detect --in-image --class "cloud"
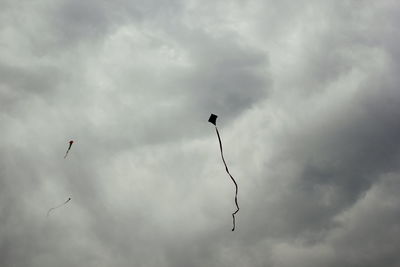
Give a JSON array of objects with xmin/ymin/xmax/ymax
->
[{"xmin": 1, "ymin": 0, "xmax": 400, "ymax": 267}]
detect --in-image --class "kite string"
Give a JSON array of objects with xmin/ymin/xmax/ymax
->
[{"xmin": 215, "ymin": 126, "xmax": 240, "ymax": 231}]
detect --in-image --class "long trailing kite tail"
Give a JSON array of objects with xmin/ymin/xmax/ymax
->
[
  {"xmin": 47, "ymin": 197, "xmax": 71, "ymax": 217},
  {"xmin": 215, "ymin": 126, "xmax": 240, "ymax": 231}
]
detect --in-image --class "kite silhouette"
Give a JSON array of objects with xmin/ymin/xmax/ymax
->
[
  {"xmin": 208, "ymin": 114, "xmax": 240, "ymax": 231},
  {"xmin": 47, "ymin": 197, "xmax": 71, "ymax": 217},
  {"xmin": 64, "ymin": 140, "xmax": 74, "ymax": 158}
]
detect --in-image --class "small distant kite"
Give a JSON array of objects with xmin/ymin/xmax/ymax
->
[
  {"xmin": 64, "ymin": 140, "xmax": 74, "ymax": 158},
  {"xmin": 47, "ymin": 197, "xmax": 71, "ymax": 217},
  {"xmin": 208, "ymin": 114, "xmax": 240, "ymax": 231}
]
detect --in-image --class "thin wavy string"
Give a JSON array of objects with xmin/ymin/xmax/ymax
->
[
  {"xmin": 47, "ymin": 197, "xmax": 71, "ymax": 217},
  {"xmin": 215, "ymin": 126, "xmax": 239, "ymax": 231}
]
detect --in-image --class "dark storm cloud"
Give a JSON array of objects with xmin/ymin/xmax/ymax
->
[
  {"xmin": 182, "ymin": 30, "xmax": 269, "ymax": 119},
  {"xmin": 0, "ymin": 62, "xmax": 61, "ymax": 113},
  {"xmin": 1, "ymin": 0, "xmax": 400, "ymax": 267},
  {"xmin": 246, "ymin": 85, "xmax": 400, "ymax": 240}
]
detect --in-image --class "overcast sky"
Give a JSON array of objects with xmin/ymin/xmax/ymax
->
[{"xmin": 1, "ymin": 0, "xmax": 400, "ymax": 266}]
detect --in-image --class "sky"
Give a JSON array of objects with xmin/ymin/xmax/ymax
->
[{"xmin": 1, "ymin": 0, "xmax": 400, "ymax": 266}]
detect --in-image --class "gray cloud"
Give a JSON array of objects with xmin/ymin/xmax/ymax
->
[{"xmin": 1, "ymin": 1, "xmax": 400, "ymax": 267}]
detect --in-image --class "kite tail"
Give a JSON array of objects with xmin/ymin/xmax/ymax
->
[
  {"xmin": 215, "ymin": 127, "xmax": 240, "ymax": 231},
  {"xmin": 46, "ymin": 208, "xmax": 55, "ymax": 217},
  {"xmin": 47, "ymin": 198, "xmax": 71, "ymax": 217},
  {"xmin": 64, "ymin": 148, "xmax": 70, "ymax": 159},
  {"xmin": 64, "ymin": 143, "xmax": 73, "ymax": 159}
]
